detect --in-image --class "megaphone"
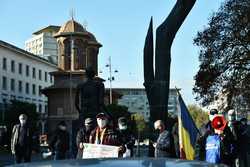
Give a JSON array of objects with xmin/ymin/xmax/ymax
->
[{"xmin": 211, "ymin": 115, "xmax": 227, "ymax": 131}]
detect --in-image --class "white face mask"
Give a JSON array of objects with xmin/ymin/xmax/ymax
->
[
  {"xmin": 228, "ymin": 115, "xmax": 236, "ymax": 121},
  {"xmin": 59, "ymin": 125, "xmax": 66, "ymax": 131},
  {"xmin": 20, "ymin": 119, "xmax": 26, "ymax": 125},
  {"xmin": 119, "ymin": 124, "xmax": 127, "ymax": 130},
  {"xmin": 209, "ymin": 115, "xmax": 215, "ymax": 121},
  {"xmin": 97, "ymin": 119, "xmax": 107, "ymax": 129}
]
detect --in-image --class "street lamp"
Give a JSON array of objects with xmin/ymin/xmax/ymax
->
[{"xmin": 105, "ymin": 56, "xmax": 118, "ymax": 104}]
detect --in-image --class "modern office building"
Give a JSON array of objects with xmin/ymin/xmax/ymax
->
[
  {"xmin": 114, "ymin": 88, "xmax": 179, "ymax": 122},
  {"xmin": 0, "ymin": 40, "xmax": 57, "ymax": 115},
  {"xmin": 25, "ymin": 25, "xmax": 60, "ymax": 64}
]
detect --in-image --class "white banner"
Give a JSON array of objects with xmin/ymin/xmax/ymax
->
[{"xmin": 82, "ymin": 143, "xmax": 119, "ymax": 159}]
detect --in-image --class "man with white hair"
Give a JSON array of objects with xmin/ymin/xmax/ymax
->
[
  {"xmin": 153, "ymin": 120, "xmax": 173, "ymax": 157},
  {"xmin": 11, "ymin": 114, "xmax": 32, "ymax": 163}
]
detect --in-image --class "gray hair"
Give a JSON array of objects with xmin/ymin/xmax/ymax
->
[
  {"xmin": 19, "ymin": 114, "xmax": 27, "ymax": 120},
  {"xmin": 154, "ymin": 120, "xmax": 164, "ymax": 129}
]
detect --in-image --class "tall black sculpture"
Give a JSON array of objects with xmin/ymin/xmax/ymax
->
[{"xmin": 144, "ymin": 0, "xmax": 196, "ymax": 123}]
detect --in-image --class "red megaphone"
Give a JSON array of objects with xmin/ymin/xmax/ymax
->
[{"xmin": 211, "ymin": 115, "xmax": 227, "ymax": 131}]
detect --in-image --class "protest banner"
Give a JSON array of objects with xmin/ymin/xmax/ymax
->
[{"xmin": 82, "ymin": 143, "xmax": 119, "ymax": 159}]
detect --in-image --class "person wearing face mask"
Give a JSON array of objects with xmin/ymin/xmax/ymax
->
[
  {"xmin": 76, "ymin": 118, "xmax": 96, "ymax": 159},
  {"xmin": 11, "ymin": 114, "xmax": 32, "ymax": 163},
  {"xmin": 153, "ymin": 120, "xmax": 174, "ymax": 158},
  {"xmin": 89, "ymin": 113, "xmax": 125, "ymax": 157},
  {"xmin": 49, "ymin": 121, "xmax": 69, "ymax": 160},
  {"xmin": 237, "ymin": 118, "xmax": 249, "ymax": 167},
  {"xmin": 195, "ymin": 109, "xmax": 218, "ymax": 160},
  {"xmin": 117, "ymin": 117, "xmax": 135, "ymax": 157}
]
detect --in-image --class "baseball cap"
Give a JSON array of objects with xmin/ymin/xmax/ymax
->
[
  {"xmin": 96, "ymin": 112, "xmax": 108, "ymax": 119},
  {"xmin": 210, "ymin": 109, "xmax": 219, "ymax": 115}
]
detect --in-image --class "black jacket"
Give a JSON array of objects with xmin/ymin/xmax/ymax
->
[
  {"xmin": 195, "ymin": 124, "xmax": 237, "ymax": 166},
  {"xmin": 155, "ymin": 130, "xmax": 173, "ymax": 158},
  {"xmin": 118, "ymin": 129, "xmax": 135, "ymax": 156},
  {"xmin": 49, "ymin": 129, "xmax": 69, "ymax": 153},
  {"xmin": 76, "ymin": 128, "xmax": 92, "ymax": 159}
]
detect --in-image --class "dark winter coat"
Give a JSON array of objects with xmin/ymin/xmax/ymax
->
[
  {"xmin": 76, "ymin": 128, "xmax": 92, "ymax": 159},
  {"xmin": 89, "ymin": 127, "xmax": 125, "ymax": 156},
  {"xmin": 49, "ymin": 128, "xmax": 69, "ymax": 153},
  {"xmin": 195, "ymin": 124, "xmax": 237, "ymax": 167},
  {"xmin": 118, "ymin": 129, "xmax": 135, "ymax": 157},
  {"xmin": 11, "ymin": 124, "xmax": 32, "ymax": 155},
  {"xmin": 155, "ymin": 130, "xmax": 173, "ymax": 158},
  {"xmin": 89, "ymin": 127, "xmax": 121, "ymax": 146}
]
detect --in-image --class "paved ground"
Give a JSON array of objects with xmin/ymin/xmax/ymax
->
[
  {"xmin": 0, "ymin": 146, "xmax": 149, "ymax": 166},
  {"xmin": 0, "ymin": 152, "xmax": 46, "ymax": 166}
]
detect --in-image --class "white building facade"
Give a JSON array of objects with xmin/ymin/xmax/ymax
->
[
  {"xmin": 0, "ymin": 40, "xmax": 57, "ymax": 114},
  {"xmin": 25, "ymin": 26, "xmax": 60, "ymax": 63},
  {"xmin": 114, "ymin": 88, "xmax": 179, "ymax": 122}
]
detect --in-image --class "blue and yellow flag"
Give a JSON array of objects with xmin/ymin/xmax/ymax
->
[{"xmin": 178, "ymin": 95, "xmax": 199, "ymax": 160}]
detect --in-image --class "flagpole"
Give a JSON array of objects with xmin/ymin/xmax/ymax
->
[{"xmin": 175, "ymin": 87, "xmax": 184, "ymax": 159}]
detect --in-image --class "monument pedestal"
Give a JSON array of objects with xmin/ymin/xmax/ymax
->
[{"xmin": 42, "ymin": 70, "xmax": 87, "ymax": 132}]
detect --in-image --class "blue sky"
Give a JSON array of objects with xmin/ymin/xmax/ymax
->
[{"xmin": 0, "ymin": 0, "xmax": 225, "ymax": 105}]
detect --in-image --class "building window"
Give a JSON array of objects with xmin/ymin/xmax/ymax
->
[
  {"xmin": 18, "ymin": 80, "xmax": 22, "ymax": 93},
  {"xmin": 18, "ymin": 63, "xmax": 22, "ymax": 74},
  {"xmin": 45, "ymin": 72, "xmax": 47, "ymax": 82},
  {"xmin": 32, "ymin": 84, "xmax": 36, "ymax": 95},
  {"xmin": 38, "ymin": 104, "xmax": 42, "ymax": 113},
  {"xmin": 32, "ymin": 67, "xmax": 36, "ymax": 79},
  {"xmin": 2, "ymin": 76, "xmax": 7, "ymax": 90},
  {"xmin": 50, "ymin": 74, "xmax": 53, "ymax": 83},
  {"xmin": 25, "ymin": 83, "xmax": 29, "ymax": 94},
  {"xmin": 3, "ymin": 57, "xmax": 7, "ymax": 70},
  {"xmin": 39, "ymin": 85, "xmax": 42, "ymax": 96},
  {"xmin": 26, "ymin": 65, "xmax": 29, "ymax": 77},
  {"xmin": 11, "ymin": 60, "xmax": 15, "ymax": 73},
  {"xmin": 39, "ymin": 70, "xmax": 42, "ymax": 80},
  {"xmin": 10, "ymin": 79, "xmax": 15, "ymax": 91}
]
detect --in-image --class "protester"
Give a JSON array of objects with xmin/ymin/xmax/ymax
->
[
  {"xmin": 11, "ymin": 114, "xmax": 32, "ymax": 163},
  {"xmin": 199, "ymin": 115, "xmax": 236, "ymax": 166},
  {"xmin": 237, "ymin": 118, "xmax": 249, "ymax": 167},
  {"xmin": 227, "ymin": 109, "xmax": 242, "ymax": 167},
  {"xmin": 171, "ymin": 116, "xmax": 179, "ymax": 158},
  {"xmin": 195, "ymin": 109, "xmax": 219, "ymax": 160},
  {"xmin": 0, "ymin": 126, "xmax": 7, "ymax": 147},
  {"xmin": 76, "ymin": 118, "xmax": 96, "ymax": 159},
  {"xmin": 227, "ymin": 109, "xmax": 240, "ymax": 140},
  {"xmin": 89, "ymin": 113, "xmax": 125, "ymax": 157},
  {"xmin": 153, "ymin": 120, "xmax": 174, "ymax": 158},
  {"xmin": 49, "ymin": 121, "xmax": 70, "ymax": 160},
  {"xmin": 117, "ymin": 117, "xmax": 135, "ymax": 157}
]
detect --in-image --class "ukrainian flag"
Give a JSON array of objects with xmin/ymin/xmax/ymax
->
[{"xmin": 178, "ymin": 95, "xmax": 199, "ymax": 160}]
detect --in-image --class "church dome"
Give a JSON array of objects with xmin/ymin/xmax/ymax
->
[
  {"xmin": 54, "ymin": 19, "xmax": 101, "ymax": 46},
  {"xmin": 58, "ymin": 19, "xmax": 85, "ymax": 34}
]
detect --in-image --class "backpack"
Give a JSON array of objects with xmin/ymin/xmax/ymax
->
[{"xmin": 205, "ymin": 134, "xmax": 221, "ymax": 163}]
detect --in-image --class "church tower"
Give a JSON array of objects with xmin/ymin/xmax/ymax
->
[
  {"xmin": 54, "ymin": 19, "xmax": 102, "ymax": 73},
  {"xmin": 42, "ymin": 18, "xmax": 102, "ymax": 134}
]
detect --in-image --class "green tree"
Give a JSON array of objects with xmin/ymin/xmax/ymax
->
[
  {"xmin": 106, "ymin": 104, "xmax": 130, "ymax": 121},
  {"xmin": 188, "ymin": 104, "xmax": 208, "ymax": 128},
  {"xmin": 132, "ymin": 113, "xmax": 146, "ymax": 133},
  {"xmin": 193, "ymin": 0, "xmax": 250, "ymax": 112}
]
